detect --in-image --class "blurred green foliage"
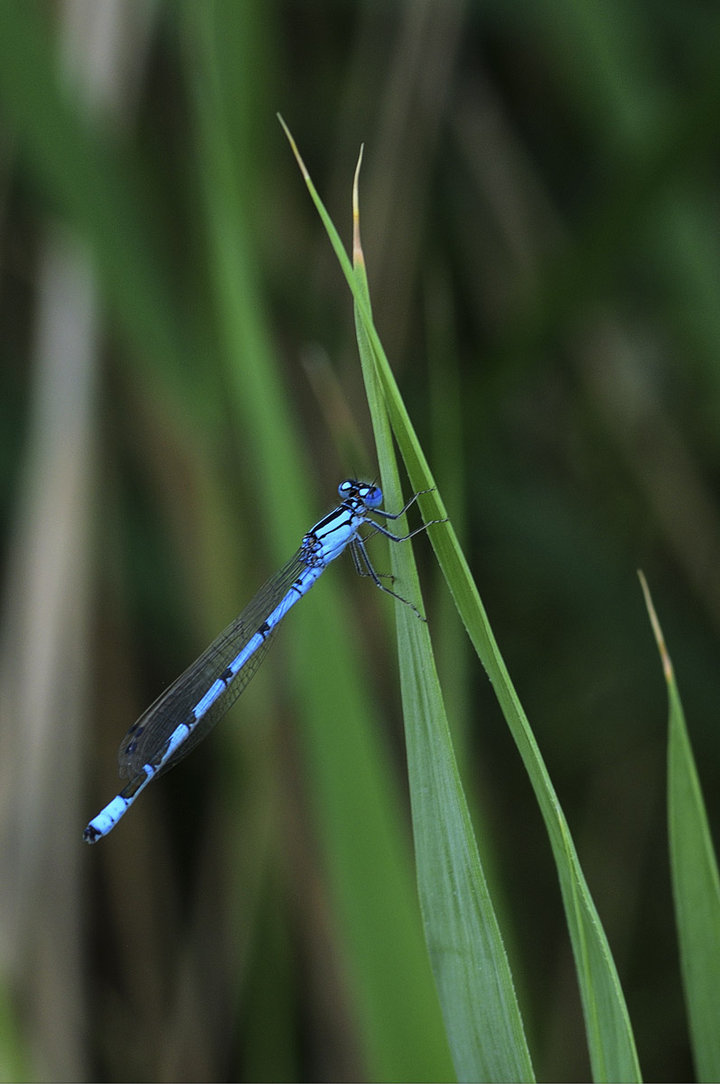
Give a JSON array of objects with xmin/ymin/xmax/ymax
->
[{"xmin": 1, "ymin": 1, "xmax": 720, "ymax": 1081}]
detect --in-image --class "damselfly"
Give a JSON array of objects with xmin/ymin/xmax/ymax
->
[{"xmin": 83, "ymin": 479, "xmax": 442, "ymax": 843}]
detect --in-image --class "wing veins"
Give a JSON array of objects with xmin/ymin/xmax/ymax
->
[{"xmin": 118, "ymin": 550, "xmax": 308, "ymax": 778}]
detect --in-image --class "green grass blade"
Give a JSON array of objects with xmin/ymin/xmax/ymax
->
[
  {"xmin": 352, "ymin": 162, "xmax": 534, "ymax": 1083},
  {"xmin": 281, "ymin": 126, "xmax": 534, "ymax": 1082},
  {"xmin": 182, "ymin": 21, "xmax": 454, "ymax": 1079},
  {"xmin": 281, "ymin": 120, "xmax": 641, "ymax": 1082},
  {"xmin": 640, "ymin": 573, "xmax": 720, "ymax": 1082},
  {"xmin": 0, "ymin": 984, "xmax": 31, "ymax": 1083},
  {"xmin": 0, "ymin": 1, "xmax": 206, "ymax": 415}
]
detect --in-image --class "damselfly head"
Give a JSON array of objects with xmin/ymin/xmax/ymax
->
[{"xmin": 337, "ymin": 479, "xmax": 383, "ymax": 508}]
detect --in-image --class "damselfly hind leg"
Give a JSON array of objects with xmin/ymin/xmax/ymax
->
[{"xmin": 354, "ymin": 487, "xmax": 447, "ymax": 620}]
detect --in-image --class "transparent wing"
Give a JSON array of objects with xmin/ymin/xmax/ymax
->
[{"xmin": 117, "ymin": 550, "xmax": 309, "ymax": 779}]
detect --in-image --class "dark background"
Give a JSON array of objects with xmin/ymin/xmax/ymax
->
[{"xmin": 1, "ymin": 2, "xmax": 719, "ymax": 1080}]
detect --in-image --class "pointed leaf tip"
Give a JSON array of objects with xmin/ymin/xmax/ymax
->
[
  {"xmin": 277, "ymin": 114, "xmax": 309, "ymax": 180},
  {"xmin": 353, "ymin": 145, "xmax": 365, "ymax": 268},
  {"xmin": 639, "ymin": 570, "xmax": 674, "ymax": 683}
]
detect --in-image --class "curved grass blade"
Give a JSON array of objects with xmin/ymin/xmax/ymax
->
[
  {"xmin": 352, "ymin": 156, "xmax": 534, "ymax": 1083},
  {"xmin": 280, "ymin": 116, "xmax": 641, "ymax": 1082},
  {"xmin": 281, "ymin": 119, "xmax": 534, "ymax": 1082},
  {"xmin": 640, "ymin": 572, "xmax": 720, "ymax": 1082},
  {"xmin": 181, "ymin": 34, "xmax": 455, "ymax": 1075}
]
